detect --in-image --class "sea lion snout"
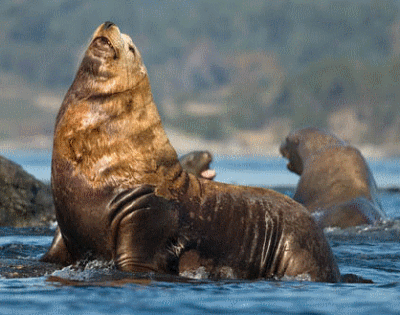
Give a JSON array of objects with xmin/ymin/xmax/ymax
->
[
  {"xmin": 81, "ymin": 22, "xmax": 146, "ymax": 95},
  {"xmin": 279, "ymin": 141, "xmax": 289, "ymax": 159},
  {"xmin": 104, "ymin": 21, "xmax": 115, "ymax": 29},
  {"xmin": 92, "ymin": 22, "xmax": 122, "ymax": 47},
  {"xmin": 279, "ymin": 138, "xmax": 292, "ymax": 168},
  {"xmin": 279, "ymin": 136, "xmax": 303, "ymax": 175}
]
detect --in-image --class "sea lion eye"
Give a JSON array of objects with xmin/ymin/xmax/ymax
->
[{"xmin": 129, "ymin": 46, "xmax": 135, "ymax": 54}]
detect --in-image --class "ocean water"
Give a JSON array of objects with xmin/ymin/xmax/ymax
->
[{"xmin": 1, "ymin": 151, "xmax": 400, "ymax": 314}]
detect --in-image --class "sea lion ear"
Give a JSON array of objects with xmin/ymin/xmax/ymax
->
[{"xmin": 129, "ymin": 45, "xmax": 136, "ymax": 54}]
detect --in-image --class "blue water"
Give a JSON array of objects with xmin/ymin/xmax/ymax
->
[
  {"xmin": 3, "ymin": 150, "xmax": 399, "ymax": 188},
  {"xmin": 1, "ymin": 151, "xmax": 400, "ymax": 314}
]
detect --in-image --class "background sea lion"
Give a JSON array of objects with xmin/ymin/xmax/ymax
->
[
  {"xmin": 42, "ymin": 22, "xmax": 340, "ymax": 282},
  {"xmin": 179, "ymin": 151, "xmax": 216, "ymax": 180},
  {"xmin": 280, "ymin": 127, "xmax": 386, "ymax": 229}
]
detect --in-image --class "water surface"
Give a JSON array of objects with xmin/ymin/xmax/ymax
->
[{"xmin": 0, "ymin": 153, "xmax": 399, "ymax": 314}]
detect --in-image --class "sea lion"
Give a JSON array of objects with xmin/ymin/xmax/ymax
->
[
  {"xmin": 42, "ymin": 22, "xmax": 340, "ymax": 282},
  {"xmin": 179, "ymin": 151, "xmax": 216, "ymax": 180},
  {"xmin": 280, "ymin": 127, "xmax": 386, "ymax": 229}
]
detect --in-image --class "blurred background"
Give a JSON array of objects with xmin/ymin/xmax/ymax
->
[{"xmin": 1, "ymin": 0, "xmax": 400, "ymax": 157}]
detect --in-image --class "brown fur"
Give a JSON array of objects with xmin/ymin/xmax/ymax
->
[
  {"xmin": 42, "ymin": 23, "xmax": 340, "ymax": 282},
  {"xmin": 280, "ymin": 127, "xmax": 386, "ymax": 228}
]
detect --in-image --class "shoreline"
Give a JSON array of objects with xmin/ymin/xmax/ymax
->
[{"xmin": 0, "ymin": 129, "xmax": 399, "ymax": 159}]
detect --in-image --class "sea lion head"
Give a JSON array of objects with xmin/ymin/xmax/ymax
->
[
  {"xmin": 179, "ymin": 151, "xmax": 216, "ymax": 180},
  {"xmin": 280, "ymin": 127, "xmax": 346, "ymax": 175},
  {"xmin": 73, "ymin": 21, "xmax": 147, "ymax": 96},
  {"xmin": 280, "ymin": 132, "xmax": 303, "ymax": 175}
]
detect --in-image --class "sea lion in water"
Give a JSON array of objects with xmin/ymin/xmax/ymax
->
[
  {"xmin": 280, "ymin": 127, "xmax": 386, "ymax": 229},
  {"xmin": 42, "ymin": 22, "xmax": 340, "ymax": 282},
  {"xmin": 179, "ymin": 151, "xmax": 216, "ymax": 180}
]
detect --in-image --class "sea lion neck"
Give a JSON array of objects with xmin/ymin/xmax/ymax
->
[{"xmin": 53, "ymin": 74, "xmax": 183, "ymax": 189}]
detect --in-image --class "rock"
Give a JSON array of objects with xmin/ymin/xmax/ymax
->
[{"xmin": 0, "ymin": 155, "xmax": 54, "ymax": 227}]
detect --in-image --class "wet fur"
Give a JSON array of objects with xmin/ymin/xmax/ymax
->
[
  {"xmin": 42, "ymin": 23, "xmax": 340, "ymax": 282},
  {"xmin": 280, "ymin": 127, "xmax": 386, "ymax": 228}
]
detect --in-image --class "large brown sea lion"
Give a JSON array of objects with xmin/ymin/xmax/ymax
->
[
  {"xmin": 280, "ymin": 127, "xmax": 386, "ymax": 229},
  {"xmin": 41, "ymin": 22, "xmax": 340, "ymax": 282},
  {"xmin": 179, "ymin": 151, "xmax": 216, "ymax": 180}
]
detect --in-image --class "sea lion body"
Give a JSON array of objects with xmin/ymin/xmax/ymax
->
[
  {"xmin": 280, "ymin": 127, "xmax": 386, "ymax": 229},
  {"xmin": 42, "ymin": 23, "xmax": 340, "ymax": 282},
  {"xmin": 179, "ymin": 151, "xmax": 216, "ymax": 180}
]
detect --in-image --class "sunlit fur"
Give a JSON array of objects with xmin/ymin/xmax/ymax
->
[{"xmin": 44, "ymin": 23, "xmax": 341, "ymax": 283}]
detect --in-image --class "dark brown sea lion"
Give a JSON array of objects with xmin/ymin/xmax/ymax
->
[
  {"xmin": 280, "ymin": 127, "xmax": 386, "ymax": 229},
  {"xmin": 179, "ymin": 151, "xmax": 216, "ymax": 180},
  {"xmin": 41, "ymin": 22, "xmax": 340, "ymax": 282}
]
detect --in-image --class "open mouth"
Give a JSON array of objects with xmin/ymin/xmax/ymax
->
[
  {"xmin": 199, "ymin": 152, "xmax": 215, "ymax": 180},
  {"xmin": 200, "ymin": 168, "xmax": 216, "ymax": 180},
  {"xmin": 279, "ymin": 146, "xmax": 293, "ymax": 171}
]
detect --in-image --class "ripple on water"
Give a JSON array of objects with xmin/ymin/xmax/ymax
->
[{"xmin": 0, "ymin": 163, "xmax": 399, "ymax": 314}]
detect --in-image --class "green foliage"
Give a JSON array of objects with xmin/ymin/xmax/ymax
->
[
  {"xmin": 224, "ymin": 80, "xmax": 270, "ymax": 130},
  {"xmin": 1, "ymin": 0, "xmax": 400, "ymax": 145}
]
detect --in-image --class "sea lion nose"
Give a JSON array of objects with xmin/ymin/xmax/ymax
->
[{"xmin": 104, "ymin": 21, "xmax": 115, "ymax": 29}]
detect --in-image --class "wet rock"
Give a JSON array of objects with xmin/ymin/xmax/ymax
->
[{"xmin": 0, "ymin": 155, "xmax": 54, "ymax": 227}]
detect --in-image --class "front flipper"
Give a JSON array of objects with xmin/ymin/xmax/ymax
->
[
  {"xmin": 40, "ymin": 227, "xmax": 75, "ymax": 265},
  {"xmin": 107, "ymin": 185, "xmax": 179, "ymax": 274}
]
